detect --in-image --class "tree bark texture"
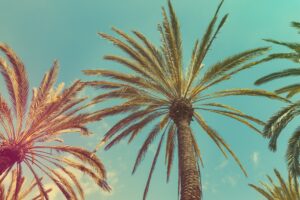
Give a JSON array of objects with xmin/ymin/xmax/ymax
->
[{"xmin": 177, "ymin": 118, "xmax": 201, "ymax": 200}]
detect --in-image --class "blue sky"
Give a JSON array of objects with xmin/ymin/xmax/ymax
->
[{"xmin": 1, "ymin": 0, "xmax": 300, "ymax": 199}]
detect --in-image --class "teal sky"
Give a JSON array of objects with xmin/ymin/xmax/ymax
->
[{"xmin": 1, "ymin": 0, "xmax": 300, "ymax": 199}]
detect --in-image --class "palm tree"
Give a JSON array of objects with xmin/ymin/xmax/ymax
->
[
  {"xmin": 255, "ymin": 21, "xmax": 300, "ymax": 188},
  {"xmin": 0, "ymin": 170, "xmax": 52, "ymax": 200},
  {"xmin": 84, "ymin": 1, "xmax": 288, "ymax": 200},
  {"xmin": 0, "ymin": 43, "xmax": 111, "ymax": 200},
  {"xmin": 249, "ymin": 169, "xmax": 299, "ymax": 200}
]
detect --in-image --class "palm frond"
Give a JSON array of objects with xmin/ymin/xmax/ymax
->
[
  {"xmin": 201, "ymin": 47, "xmax": 269, "ymax": 85},
  {"xmin": 185, "ymin": 0, "xmax": 227, "ymax": 93},
  {"xmin": 250, "ymin": 169, "xmax": 300, "ymax": 200},
  {"xmin": 200, "ymin": 102, "xmax": 265, "ymax": 125},
  {"xmin": 255, "ymin": 68, "xmax": 300, "ymax": 85},
  {"xmin": 263, "ymin": 103, "xmax": 299, "ymax": 151},
  {"xmin": 165, "ymin": 123, "xmax": 176, "ymax": 182},
  {"xmin": 24, "ymin": 160, "xmax": 49, "ymax": 200},
  {"xmin": 190, "ymin": 132, "xmax": 204, "ymax": 167},
  {"xmin": 0, "ymin": 169, "xmax": 48, "ymax": 200},
  {"xmin": 132, "ymin": 122, "xmax": 168, "ymax": 174},
  {"xmin": 143, "ymin": 131, "xmax": 166, "ymax": 200},
  {"xmin": 286, "ymin": 126, "xmax": 300, "ymax": 178},
  {"xmin": 198, "ymin": 108, "xmax": 262, "ymax": 134},
  {"xmin": 275, "ymin": 84, "xmax": 300, "ymax": 97},
  {"xmin": 105, "ymin": 111, "xmax": 166, "ymax": 150},
  {"xmin": 0, "ymin": 58, "xmax": 21, "ymax": 128},
  {"xmin": 195, "ymin": 88, "xmax": 290, "ymax": 103},
  {"xmin": 292, "ymin": 21, "xmax": 300, "ymax": 33},
  {"xmin": 0, "ymin": 44, "xmax": 29, "ymax": 131},
  {"xmin": 264, "ymin": 39, "xmax": 300, "ymax": 53},
  {"xmin": 194, "ymin": 113, "xmax": 247, "ymax": 176},
  {"xmin": 266, "ymin": 53, "xmax": 300, "ymax": 63},
  {"xmin": 194, "ymin": 56, "xmax": 270, "ymax": 95},
  {"xmin": 101, "ymin": 107, "xmax": 157, "ymax": 143}
]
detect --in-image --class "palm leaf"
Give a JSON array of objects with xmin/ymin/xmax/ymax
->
[
  {"xmin": 201, "ymin": 47, "xmax": 269, "ymax": 85},
  {"xmin": 255, "ymin": 68, "xmax": 300, "ymax": 85},
  {"xmin": 250, "ymin": 169, "xmax": 300, "ymax": 200},
  {"xmin": 143, "ymin": 132, "xmax": 166, "ymax": 200},
  {"xmin": 195, "ymin": 88, "xmax": 290, "ymax": 103},
  {"xmin": 286, "ymin": 126, "xmax": 300, "ymax": 177},
  {"xmin": 264, "ymin": 39, "xmax": 300, "ymax": 53}
]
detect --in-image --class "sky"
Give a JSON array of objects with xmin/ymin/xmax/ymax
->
[{"xmin": 1, "ymin": 0, "xmax": 300, "ymax": 199}]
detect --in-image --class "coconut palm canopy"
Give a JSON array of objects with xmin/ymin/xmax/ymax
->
[
  {"xmin": 249, "ymin": 169, "xmax": 299, "ymax": 200},
  {"xmin": 255, "ymin": 22, "xmax": 300, "ymax": 181},
  {"xmin": 84, "ymin": 1, "xmax": 289, "ymax": 199},
  {"xmin": 0, "ymin": 44, "xmax": 110, "ymax": 200}
]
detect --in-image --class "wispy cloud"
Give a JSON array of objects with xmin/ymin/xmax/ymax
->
[
  {"xmin": 222, "ymin": 175, "xmax": 240, "ymax": 187},
  {"xmin": 202, "ymin": 181, "xmax": 218, "ymax": 193},
  {"xmin": 251, "ymin": 151, "xmax": 260, "ymax": 166},
  {"xmin": 215, "ymin": 159, "xmax": 228, "ymax": 170}
]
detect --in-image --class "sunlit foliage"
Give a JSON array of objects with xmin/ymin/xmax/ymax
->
[
  {"xmin": 0, "ymin": 44, "xmax": 110, "ymax": 200},
  {"xmin": 250, "ymin": 169, "xmax": 300, "ymax": 200}
]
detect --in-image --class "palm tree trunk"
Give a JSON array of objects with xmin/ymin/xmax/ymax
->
[{"xmin": 177, "ymin": 117, "xmax": 201, "ymax": 200}]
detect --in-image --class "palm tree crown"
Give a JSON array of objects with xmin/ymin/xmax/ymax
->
[
  {"xmin": 85, "ymin": 1, "xmax": 288, "ymax": 199},
  {"xmin": 255, "ymin": 21, "xmax": 300, "ymax": 182},
  {"xmin": 0, "ymin": 44, "xmax": 110, "ymax": 200},
  {"xmin": 249, "ymin": 169, "xmax": 299, "ymax": 200}
]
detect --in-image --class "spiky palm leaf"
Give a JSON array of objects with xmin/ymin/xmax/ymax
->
[
  {"xmin": 254, "ymin": 21, "xmax": 300, "ymax": 183},
  {"xmin": 255, "ymin": 21, "xmax": 300, "ymax": 98},
  {"xmin": 85, "ymin": 1, "xmax": 288, "ymax": 200},
  {"xmin": 0, "ymin": 44, "xmax": 110, "ymax": 200},
  {"xmin": 0, "ymin": 169, "xmax": 52, "ymax": 200},
  {"xmin": 249, "ymin": 169, "xmax": 300, "ymax": 200}
]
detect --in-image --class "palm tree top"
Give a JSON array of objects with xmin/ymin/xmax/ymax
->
[
  {"xmin": 85, "ymin": 0, "xmax": 289, "ymax": 199},
  {"xmin": 0, "ymin": 43, "xmax": 110, "ymax": 200},
  {"xmin": 249, "ymin": 169, "xmax": 300, "ymax": 200}
]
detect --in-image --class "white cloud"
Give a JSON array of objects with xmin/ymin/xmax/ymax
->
[
  {"xmin": 222, "ymin": 175, "xmax": 240, "ymax": 187},
  {"xmin": 202, "ymin": 181, "xmax": 218, "ymax": 193},
  {"xmin": 215, "ymin": 160, "xmax": 228, "ymax": 170},
  {"xmin": 251, "ymin": 152, "xmax": 260, "ymax": 166}
]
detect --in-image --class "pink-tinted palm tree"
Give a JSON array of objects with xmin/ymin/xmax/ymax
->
[{"xmin": 0, "ymin": 43, "xmax": 110, "ymax": 200}]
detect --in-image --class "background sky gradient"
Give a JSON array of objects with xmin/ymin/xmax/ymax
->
[{"xmin": 1, "ymin": 0, "xmax": 300, "ymax": 199}]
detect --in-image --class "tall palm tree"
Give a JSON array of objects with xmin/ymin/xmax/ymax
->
[
  {"xmin": 0, "ymin": 43, "xmax": 111, "ymax": 200},
  {"xmin": 255, "ymin": 21, "xmax": 300, "ymax": 188},
  {"xmin": 0, "ymin": 170, "xmax": 52, "ymax": 200},
  {"xmin": 84, "ymin": 1, "xmax": 288, "ymax": 200},
  {"xmin": 249, "ymin": 169, "xmax": 299, "ymax": 200}
]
